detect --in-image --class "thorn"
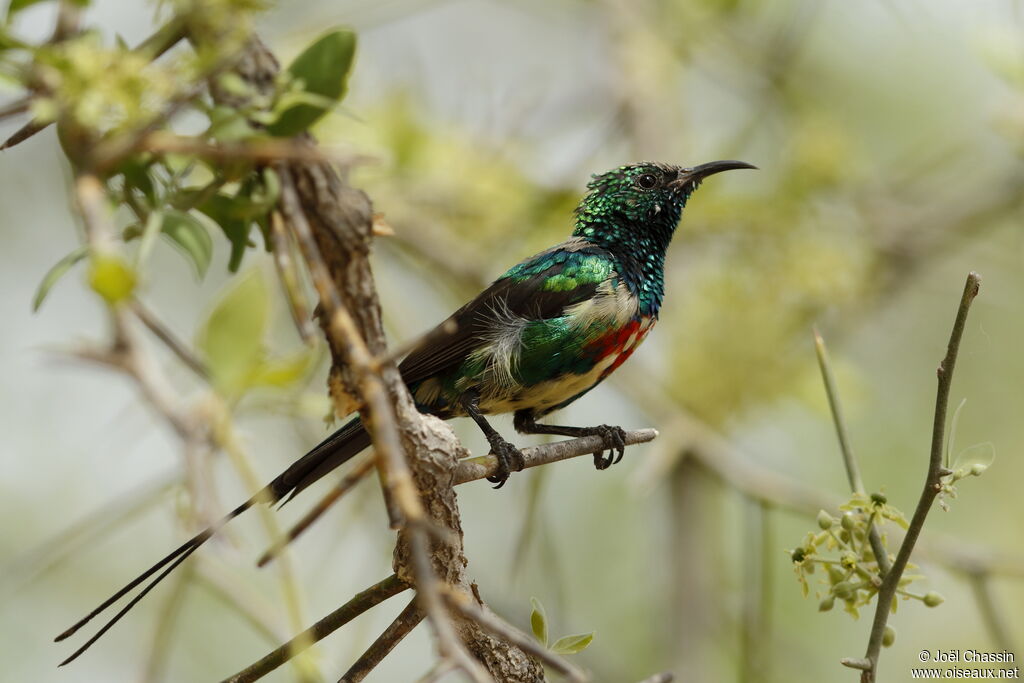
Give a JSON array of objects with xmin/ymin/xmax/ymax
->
[
  {"xmin": 371, "ymin": 213, "xmax": 395, "ymax": 237},
  {"xmin": 840, "ymin": 657, "xmax": 872, "ymax": 671}
]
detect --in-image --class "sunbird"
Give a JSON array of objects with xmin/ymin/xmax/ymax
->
[{"xmin": 57, "ymin": 159, "xmax": 755, "ymax": 663}]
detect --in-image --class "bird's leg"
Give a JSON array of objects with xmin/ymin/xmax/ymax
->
[
  {"xmin": 459, "ymin": 390, "xmax": 525, "ymax": 489},
  {"xmin": 514, "ymin": 410, "xmax": 627, "ymax": 471}
]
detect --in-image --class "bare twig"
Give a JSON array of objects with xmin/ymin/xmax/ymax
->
[
  {"xmin": 130, "ymin": 298, "xmax": 209, "ymax": 379},
  {"xmin": 141, "ymin": 131, "xmax": 367, "ymax": 168},
  {"xmin": 268, "ymin": 211, "xmax": 315, "ymax": 344},
  {"xmin": 813, "ymin": 328, "xmax": 891, "ymax": 576},
  {"xmin": 339, "ymin": 598, "xmax": 425, "ymax": 683},
  {"xmin": 453, "ymin": 428, "xmax": 659, "ymax": 485},
  {"xmin": 220, "ymin": 574, "xmax": 409, "ymax": 683},
  {"xmin": 857, "ymin": 272, "xmax": 981, "ymax": 683},
  {"xmin": 256, "ymin": 455, "xmax": 377, "ymax": 568}
]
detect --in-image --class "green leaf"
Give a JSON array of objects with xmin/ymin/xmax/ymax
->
[
  {"xmin": 267, "ymin": 28, "xmax": 356, "ymax": 137},
  {"xmin": 550, "ymin": 632, "xmax": 594, "ymax": 655},
  {"xmin": 32, "ymin": 246, "xmax": 88, "ymax": 311},
  {"xmin": 198, "ymin": 270, "xmax": 269, "ymax": 397},
  {"xmin": 161, "ymin": 210, "xmax": 213, "ymax": 278},
  {"xmin": 529, "ymin": 597, "xmax": 548, "ymax": 647},
  {"xmin": 194, "ymin": 194, "xmax": 254, "ymax": 272},
  {"xmin": 119, "ymin": 158, "xmax": 157, "ymax": 203},
  {"xmin": 207, "ymin": 105, "xmax": 258, "ymax": 143}
]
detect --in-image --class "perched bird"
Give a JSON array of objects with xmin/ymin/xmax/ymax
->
[{"xmin": 56, "ymin": 159, "xmax": 755, "ymax": 663}]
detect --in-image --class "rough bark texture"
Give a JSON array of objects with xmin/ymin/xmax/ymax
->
[{"xmin": 227, "ymin": 37, "xmax": 545, "ymax": 681}]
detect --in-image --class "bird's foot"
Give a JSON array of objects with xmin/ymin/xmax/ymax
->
[
  {"xmin": 486, "ymin": 436, "xmax": 526, "ymax": 489},
  {"xmin": 587, "ymin": 424, "xmax": 627, "ymax": 470}
]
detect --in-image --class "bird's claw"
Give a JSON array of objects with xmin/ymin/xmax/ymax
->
[
  {"xmin": 591, "ymin": 424, "xmax": 627, "ymax": 470},
  {"xmin": 486, "ymin": 437, "xmax": 526, "ymax": 489}
]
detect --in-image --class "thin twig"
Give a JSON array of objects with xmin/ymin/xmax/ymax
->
[
  {"xmin": 813, "ymin": 328, "xmax": 865, "ymax": 493},
  {"xmin": 277, "ymin": 164, "xmax": 422, "ymax": 527},
  {"xmin": 256, "ymin": 455, "xmax": 377, "ymax": 568},
  {"xmin": 269, "ymin": 211, "xmax": 315, "ymax": 344},
  {"xmin": 211, "ymin": 409, "xmax": 313, "ymax": 678},
  {"xmin": 339, "ymin": 598, "xmax": 425, "ymax": 683},
  {"xmin": 857, "ymin": 272, "xmax": 981, "ymax": 683},
  {"xmin": 813, "ymin": 328, "xmax": 891, "ymax": 576},
  {"xmin": 130, "ymin": 298, "xmax": 209, "ymax": 379},
  {"xmin": 442, "ymin": 586, "xmax": 589, "ymax": 683},
  {"xmin": 220, "ymin": 575, "xmax": 409, "ymax": 683},
  {"xmin": 141, "ymin": 131, "xmax": 367, "ymax": 168},
  {"xmin": 453, "ymin": 428, "xmax": 658, "ymax": 485}
]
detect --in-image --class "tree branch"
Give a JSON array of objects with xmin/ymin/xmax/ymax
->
[
  {"xmin": 856, "ymin": 272, "xmax": 981, "ymax": 682},
  {"xmin": 221, "ymin": 575, "xmax": 409, "ymax": 683},
  {"xmin": 339, "ymin": 598, "xmax": 425, "ymax": 682},
  {"xmin": 441, "ymin": 587, "xmax": 588, "ymax": 683},
  {"xmin": 454, "ymin": 428, "xmax": 658, "ymax": 485}
]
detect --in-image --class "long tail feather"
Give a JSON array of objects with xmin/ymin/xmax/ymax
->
[{"xmin": 57, "ymin": 417, "xmax": 370, "ymax": 663}]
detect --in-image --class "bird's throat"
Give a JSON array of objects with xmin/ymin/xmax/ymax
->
[{"xmin": 573, "ymin": 207, "xmax": 680, "ymax": 315}]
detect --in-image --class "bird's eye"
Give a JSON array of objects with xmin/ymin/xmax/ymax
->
[{"xmin": 637, "ymin": 173, "xmax": 658, "ymax": 189}]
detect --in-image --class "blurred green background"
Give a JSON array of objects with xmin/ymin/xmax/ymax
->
[{"xmin": 2, "ymin": 0, "xmax": 1023, "ymax": 681}]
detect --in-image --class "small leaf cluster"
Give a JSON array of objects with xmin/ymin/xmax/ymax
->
[
  {"xmin": 529, "ymin": 598, "xmax": 594, "ymax": 656},
  {"xmin": 20, "ymin": 13, "xmax": 355, "ymax": 311},
  {"xmin": 789, "ymin": 492, "xmax": 943, "ymax": 631}
]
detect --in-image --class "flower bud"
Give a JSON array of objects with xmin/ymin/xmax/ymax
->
[
  {"xmin": 818, "ymin": 596, "xmax": 835, "ymax": 612},
  {"xmin": 817, "ymin": 510, "xmax": 835, "ymax": 530},
  {"xmin": 871, "ymin": 492, "xmax": 887, "ymax": 506},
  {"xmin": 833, "ymin": 581, "xmax": 855, "ymax": 600},
  {"xmin": 970, "ymin": 463, "xmax": 988, "ymax": 476},
  {"xmin": 791, "ymin": 548, "xmax": 806, "ymax": 563},
  {"xmin": 840, "ymin": 512, "xmax": 856, "ymax": 531},
  {"xmin": 882, "ymin": 625, "xmax": 896, "ymax": 647},
  {"xmin": 923, "ymin": 592, "xmax": 945, "ymax": 607}
]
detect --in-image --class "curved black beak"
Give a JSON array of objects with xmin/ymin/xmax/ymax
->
[{"xmin": 670, "ymin": 160, "xmax": 757, "ymax": 190}]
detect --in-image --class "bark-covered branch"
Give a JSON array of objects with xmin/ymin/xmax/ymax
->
[
  {"xmin": 221, "ymin": 575, "xmax": 409, "ymax": 683},
  {"xmin": 219, "ymin": 36, "xmax": 546, "ymax": 683}
]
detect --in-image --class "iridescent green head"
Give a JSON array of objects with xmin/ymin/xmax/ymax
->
[
  {"xmin": 574, "ymin": 160, "xmax": 756, "ymax": 248},
  {"xmin": 573, "ymin": 160, "xmax": 756, "ymax": 311}
]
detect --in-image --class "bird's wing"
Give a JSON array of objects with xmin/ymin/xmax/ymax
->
[{"xmin": 398, "ymin": 239, "xmax": 614, "ymax": 387}]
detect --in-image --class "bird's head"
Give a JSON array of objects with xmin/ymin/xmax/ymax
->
[{"xmin": 573, "ymin": 160, "xmax": 756, "ymax": 253}]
